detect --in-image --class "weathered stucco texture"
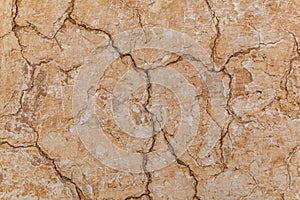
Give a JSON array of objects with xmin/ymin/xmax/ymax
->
[{"xmin": 1, "ymin": 0, "xmax": 300, "ymax": 199}]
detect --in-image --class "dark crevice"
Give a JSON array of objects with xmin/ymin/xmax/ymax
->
[
  {"xmin": 280, "ymin": 28, "xmax": 300, "ymax": 100},
  {"xmin": 204, "ymin": 0, "xmax": 221, "ymax": 65},
  {"xmin": 123, "ymin": 53, "xmax": 193, "ymax": 200},
  {"xmin": 161, "ymin": 129, "xmax": 201, "ymax": 200},
  {"xmin": 8, "ymin": 1, "xmax": 88, "ymax": 199},
  {"xmin": 0, "ymin": 131, "xmax": 87, "ymax": 200},
  {"xmin": 32, "ymin": 124, "xmax": 88, "ymax": 200},
  {"xmin": 123, "ymin": 55, "xmax": 154, "ymax": 200},
  {"xmin": 221, "ymin": 40, "xmax": 281, "ymax": 72},
  {"xmin": 286, "ymin": 145, "xmax": 300, "ymax": 190}
]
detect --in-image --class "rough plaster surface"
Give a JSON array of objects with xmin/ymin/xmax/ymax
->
[{"xmin": 1, "ymin": 0, "xmax": 300, "ymax": 199}]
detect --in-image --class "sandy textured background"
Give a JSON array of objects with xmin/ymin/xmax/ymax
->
[{"xmin": 1, "ymin": 0, "xmax": 300, "ymax": 199}]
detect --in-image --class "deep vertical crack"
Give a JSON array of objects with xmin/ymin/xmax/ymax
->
[
  {"xmin": 123, "ymin": 55, "xmax": 154, "ymax": 200},
  {"xmin": 161, "ymin": 129, "xmax": 200, "ymax": 200},
  {"xmin": 124, "ymin": 153, "xmax": 153, "ymax": 200},
  {"xmin": 286, "ymin": 145, "xmax": 299, "ymax": 190},
  {"xmin": 7, "ymin": 0, "xmax": 204, "ymax": 199},
  {"xmin": 34, "ymin": 134, "xmax": 88, "ymax": 200},
  {"xmin": 123, "ymin": 54, "xmax": 200, "ymax": 199},
  {"xmin": 280, "ymin": 28, "xmax": 300, "ymax": 100},
  {"xmin": 216, "ymin": 39, "xmax": 281, "ymax": 169},
  {"xmin": 0, "ymin": 130, "xmax": 88, "ymax": 200},
  {"xmin": 7, "ymin": 1, "xmax": 88, "ymax": 199},
  {"xmin": 204, "ymin": 0, "xmax": 220, "ymax": 65}
]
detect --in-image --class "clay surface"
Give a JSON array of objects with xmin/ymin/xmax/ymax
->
[{"xmin": 1, "ymin": 0, "xmax": 300, "ymax": 199}]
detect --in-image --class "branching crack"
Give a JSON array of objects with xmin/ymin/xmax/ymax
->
[
  {"xmin": 122, "ymin": 55, "xmax": 154, "ymax": 200},
  {"xmin": 124, "ymin": 154, "xmax": 153, "ymax": 200},
  {"xmin": 280, "ymin": 28, "xmax": 300, "ymax": 99},
  {"xmin": 221, "ymin": 40, "xmax": 281, "ymax": 72},
  {"xmin": 121, "ymin": 53, "xmax": 186, "ymax": 199},
  {"xmin": 34, "ymin": 133, "xmax": 88, "ymax": 200},
  {"xmin": 162, "ymin": 129, "xmax": 200, "ymax": 200},
  {"xmin": 7, "ymin": 0, "xmax": 270, "ymax": 199},
  {"xmin": 0, "ymin": 127, "xmax": 88, "ymax": 200},
  {"xmin": 211, "ymin": 41, "xmax": 283, "ymax": 171},
  {"xmin": 217, "ymin": 37, "xmax": 280, "ymax": 135},
  {"xmin": 7, "ymin": 1, "xmax": 88, "ymax": 199},
  {"xmin": 57, "ymin": 63, "xmax": 82, "ymax": 85}
]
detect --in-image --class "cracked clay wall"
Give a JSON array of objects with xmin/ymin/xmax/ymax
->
[{"xmin": 1, "ymin": 0, "xmax": 300, "ymax": 199}]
